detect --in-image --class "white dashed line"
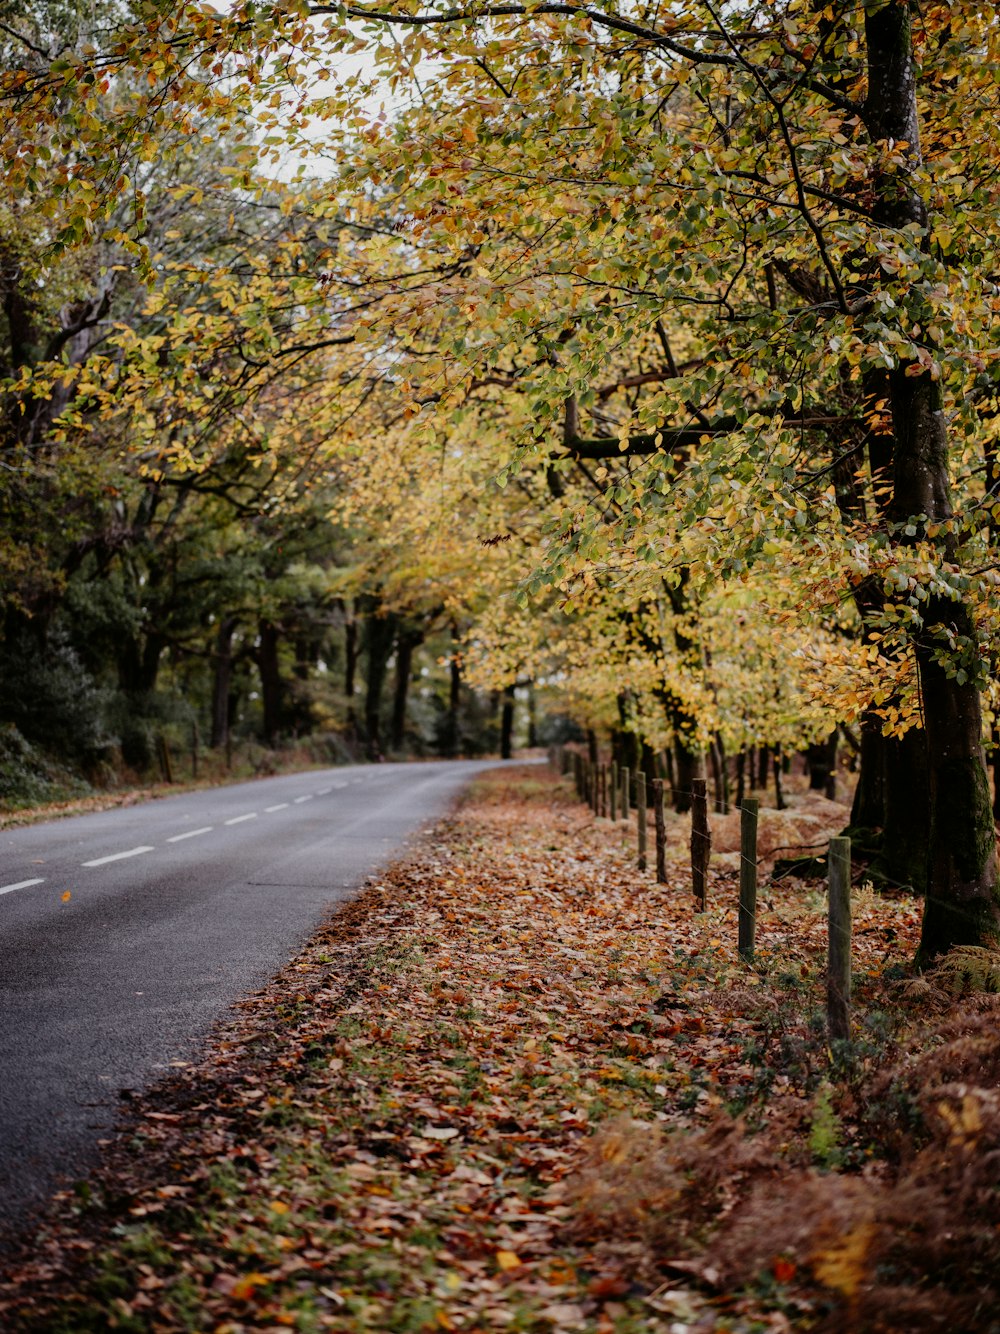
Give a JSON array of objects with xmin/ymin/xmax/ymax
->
[
  {"xmin": 316, "ymin": 787, "xmax": 332, "ymax": 796},
  {"xmin": 0, "ymin": 878, "xmax": 45, "ymax": 896},
  {"xmin": 224, "ymin": 813, "xmax": 258, "ymax": 826},
  {"xmin": 265, "ymin": 803, "xmax": 289, "ymax": 813},
  {"xmin": 166, "ymin": 827, "xmax": 213, "ymax": 843},
  {"xmin": 294, "ymin": 795, "xmax": 313, "ymax": 804},
  {"xmin": 83, "ymin": 847, "xmax": 154, "ymax": 868}
]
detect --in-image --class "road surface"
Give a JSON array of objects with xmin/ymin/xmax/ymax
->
[{"xmin": 0, "ymin": 759, "xmax": 501, "ymax": 1240}]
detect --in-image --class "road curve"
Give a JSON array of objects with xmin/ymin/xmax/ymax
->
[{"xmin": 0, "ymin": 758, "xmax": 503, "ymax": 1240}]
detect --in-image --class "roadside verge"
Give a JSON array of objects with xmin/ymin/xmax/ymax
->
[{"xmin": 5, "ymin": 765, "xmax": 991, "ymax": 1334}]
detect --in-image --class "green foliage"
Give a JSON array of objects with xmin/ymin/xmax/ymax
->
[
  {"xmin": 0, "ymin": 628, "xmax": 111, "ymax": 764},
  {"xmin": 808, "ymin": 1082, "xmax": 844, "ymax": 1170},
  {"xmin": 0, "ymin": 723, "xmax": 92, "ymax": 806}
]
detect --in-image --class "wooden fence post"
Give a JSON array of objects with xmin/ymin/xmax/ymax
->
[
  {"xmin": 827, "ymin": 836, "xmax": 852, "ymax": 1041},
  {"xmin": 691, "ymin": 778, "xmax": 710, "ymax": 910},
  {"xmin": 652, "ymin": 778, "xmax": 667, "ymax": 883},
  {"xmin": 610, "ymin": 762, "xmax": 619, "ymax": 821},
  {"xmin": 636, "ymin": 771, "xmax": 647, "ymax": 871},
  {"xmin": 738, "ymin": 798, "xmax": 759, "ymax": 961},
  {"xmin": 621, "ymin": 766, "xmax": 631, "ymax": 820}
]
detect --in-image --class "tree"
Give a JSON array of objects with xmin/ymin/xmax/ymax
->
[
  {"xmin": 5, "ymin": 0, "xmax": 1000, "ymax": 958},
  {"xmin": 298, "ymin": 0, "xmax": 1000, "ymax": 957}
]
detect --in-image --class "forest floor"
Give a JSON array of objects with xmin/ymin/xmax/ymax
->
[{"xmin": 1, "ymin": 765, "xmax": 997, "ymax": 1333}]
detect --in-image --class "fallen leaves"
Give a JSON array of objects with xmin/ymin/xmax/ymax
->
[{"xmin": 0, "ymin": 767, "xmax": 922, "ymax": 1334}]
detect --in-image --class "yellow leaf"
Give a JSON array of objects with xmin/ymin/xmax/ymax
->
[
  {"xmin": 230, "ymin": 1272, "xmax": 270, "ymax": 1301},
  {"xmin": 496, "ymin": 1250, "xmax": 522, "ymax": 1271},
  {"xmin": 61, "ymin": 891, "xmax": 72, "ymax": 903},
  {"xmin": 812, "ymin": 1220, "xmax": 875, "ymax": 1296},
  {"xmin": 936, "ymin": 1093, "xmax": 983, "ymax": 1145},
  {"xmin": 270, "ymin": 1200, "xmax": 290, "ymax": 1214}
]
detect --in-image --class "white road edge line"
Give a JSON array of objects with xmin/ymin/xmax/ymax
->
[
  {"xmin": 265, "ymin": 803, "xmax": 289, "ymax": 813},
  {"xmin": 316, "ymin": 787, "xmax": 332, "ymax": 795},
  {"xmin": 83, "ymin": 847, "xmax": 154, "ymax": 868},
  {"xmin": 224, "ymin": 813, "xmax": 258, "ymax": 826},
  {"xmin": 294, "ymin": 795, "xmax": 313, "ymax": 804},
  {"xmin": 0, "ymin": 878, "xmax": 45, "ymax": 896},
  {"xmin": 166, "ymin": 827, "xmax": 214, "ymax": 843}
]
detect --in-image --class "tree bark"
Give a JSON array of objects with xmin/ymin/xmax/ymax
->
[
  {"xmin": 673, "ymin": 739, "xmax": 706, "ymax": 815},
  {"xmin": 872, "ymin": 727, "xmax": 930, "ymax": 896},
  {"xmin": 363, "ymin": 609, "xmax": 397, "ymax": 761},
  {"xmin": 863, "ymin": 3, "xmax": 1000, "ymax": 956},
  {"xmin": 210, "ymin": 616, "xmax": 237, "ymax": 749},
  {"xmin": 500, "ymin": 685, "xmax": 516, "ymax": 759},
  {"xmin": 735, "ymin": 748, "xmax": 746, "ymax": 810},
  {"xmin": 390, "ymin": 626, "xmax": 423, "ymax": 752},
  {"xmin": 710, "ymin": 733, "xmax": 729, "ymax": 814},
  {"xmin": 807, "ymin": 731, "xmax": 838, "ymax": 793},
  {"xmin": 257, "ymin": 619, "xmax": 283, "ymax": 745},
  {"xmin": 756, "ymin": 745, "xmax": 770, "ymax": 790},
  {"xmin": 847, "ymin": 710, "xmax": 886, "ymax": 851},
  {"xmin": 343, "ymin": 604, "xmax": 358, "ymax": 738},
  {"xmin": 527, "ymin": 682, "xmax": 538, "ymax": 748},
  {"xmin": 441, "ymin": 629, "xmax": 462, "ymax": 758}
]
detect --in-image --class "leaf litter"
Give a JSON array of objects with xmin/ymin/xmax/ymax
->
[{"xmin": 4, "ymin": 765, "xmax": 990, "ymax": 1333}]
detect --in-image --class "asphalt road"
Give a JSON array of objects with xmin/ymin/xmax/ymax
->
[{"xmin": 0, "ymin": 759, "xmax": 502, "ymax": 1240}]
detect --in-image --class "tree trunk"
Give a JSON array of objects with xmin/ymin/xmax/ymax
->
[
  {"xmin": 864, "ymin": 4, "xmax": 1000, "ymax": 956},
  {"xmin": 391, "ymin": 627, "xmax": 422, "ymax": 752},
  {"xmin": 673, "ymin": 740, "xmax": 706, "ymax": 815},
  {"xmin": 824, "ymin": 731, "xmax": 839, "ymax": 802},
  {"xmin": 621, "ymin": 729, "xmax": 640, "ymax": 777},
  {"xmin": 210, "ymin": 616, "xmax": 236, "ymax": 749},
  {"xmin": 664, "ymin": 745, "xmax": 676, "ymax": 801},
  {"xmin": 735, "ymin": 749, "xmax": 746, "ymax": 810},
  {"xmin": 441, "ymin": 631, "xmax": 462, "ymax": 758},
  {"xmin": 344, "ymin": 606, "xmax": 358, "ymax": 738},
  {"xmin": 641, "ymin": 740, "xmax": 658, "ymax": 788},
  {"xmin": 710, "ymin": 733, "xmax": 729, "ymax": 814},
  {"xmin": 807, "ymin": 731, "xmax": 838, "ymax": 793},
  {"xmin": 756, "ymin": 745, "xmax": 770, "ymax": 790},
  {"xmin": 257, "ymin": 619, "xmax": 283, "ymax": 745},
  {"xmin": 872, "ymin": 727, "xmax": 930, "ymax": 896},
  {"xmin": 500, "ymin": 685, "xmax": 515, "ymax": 759},
  {"xmin": 363, "ymin": 610, "xmax": 397, "ymax": 761},
  {"xmin": 773, "ymin": 747, "xmax": 786, "ymax": 811}
]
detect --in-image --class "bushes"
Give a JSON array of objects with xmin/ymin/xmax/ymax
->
[
  {"xmin": 567, "ymin": 995, "xmax": 1000, "ymax": 1332},
  {"xmin": 0, "ymin": 627, "xmax": 113, "ymax": 766},
  {"xmin": 0, "ymin": 724, "xmax": 92, "ymax": 808}
]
